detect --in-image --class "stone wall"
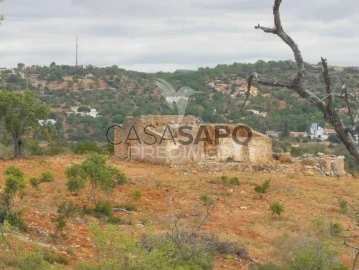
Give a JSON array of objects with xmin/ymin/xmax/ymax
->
[{"xmin": 114, "ymin": 115, "xmax": 272, "ymax": 165}]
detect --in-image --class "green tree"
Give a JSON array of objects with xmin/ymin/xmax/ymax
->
[
  {"xmin": 77, "ymin": 106, "xmax": 91, "ymax": 113},
  {"xmin": 65, "ymin": 154, "xmax": 127, "ymax": 207},
  {"xmin": 0, "ymin": 166, "xmax": 27, "ymax": 248},
  {"xmin": 0, "ymin": 91, "xmax": 49, "ymax": 158}
]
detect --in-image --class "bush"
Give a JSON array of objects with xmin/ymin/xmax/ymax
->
[
  {"xmin": 255, "ymin": 180, "xmax": 271, "ymax": 194},
  {"xmin": 24, "ymin": 140, "xmax": 43, "ymax": 156},
  {"xmin": 78, "ymin": 224, "xmax": 215, "ymax": 270},
  {"xmin": 73, "ymin": 141, "xmax": 102, "ymax": 154},
  {"xmin": 269, "ymin": 202, "xmax": 284, "ymax": 216},
  {"xmin": 94, "ymin": 201, "xmax": 112, "ymax": 217},
  {"xmin": 218, "ymin": 176, "xmax": 240, "ymax": 185},
  {"xmin": 52, "ymin": 201, "xmax": 79, "ymax": 237},
  {"xmin": 30, "ymin": 177, "xmax": 40, "ymax": 189},
  {"xmin": 200, "ymin": 193, "xmax": 214, "ymax": 206},
  {"xmin": 127, "ymin": 189, "xmax": 142, "ymax": 202},
  {"xmin": 41, "ymin": 171, "xmax": 54, "ymax": 183},
  {"xmin": 42, "ymin": 249, "xmax": 69, "ymax": 265},
  {"xmin": 330, "ymin": 222, "xmax": 343, "ymax": 235},
  {"xmin": 4, "ymin": 211, "xmax": 28, "ymax": 232},
  {"xmin": 4, "ymin": 166, "xmax": 26, "ymax": 196},
  {"xmin": 44, "ymin": 140, "xmax": 69, "ymax": 156},
  {"xmin": 3, "ymin": 249, "xmax": 68, "ymax": 269},
  {"xmin": 65, "ymin": 155, "xmax": 127, "ymax": 207},
  {"xmin": 29, "ymin": 171, "xmax": 54, "ymax": 189}
]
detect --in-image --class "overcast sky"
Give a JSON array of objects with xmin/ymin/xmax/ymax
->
[{"xmin": 0, "ymin": 0, "xmax": 358, "ymax": 72}]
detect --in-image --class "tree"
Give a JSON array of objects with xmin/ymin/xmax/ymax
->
[
  {"xmin": 0, "ymin": 91, "xmax": 49, "ymax": 158},
  {"xmin": 0, "ymin": 166, "xmax": 26, "ymax": 248},
  {"xmin": 17, "ymin": 63, "xmax": 25, "ymax": 70},
  {"xmin": 65, "ymin": 154, "xmax": 127, "ymax": 207},
  {"xmin": 243, "ymin": 0, "xmax": 359, "ymax": 165},
  {"xmin": 77, "ymin": 106, "xmax": 91, "ymax": 113}
]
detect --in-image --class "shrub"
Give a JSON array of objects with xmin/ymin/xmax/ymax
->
[
  {"xmin": 218, "ymin": 176, "xmax": 240, "ymax": 185},
  {"xmin": 78, "ymin": 224, "xmax": 215, "ymax": 270},
  {"xmin": 127, "ymin": 189, "xmax": 142, "ymax": 202},
  {"xmin": 42, "ymin": 249, "xmax": 69, "ymax": 265},
  {"xmin": 73, "ymin": 141, "xmax": 102, "ymax": 154},
  {"xmin": 269, "ymin": 202, "xmax": 284, "ymax": 216},
  {"xmin": 94, "ymin": 201, "xmax": 112, "ymax": 217},
  {"xmin": 41, "ymin": 171, "xmax": 54, "ymax": 183},
  {"xmin": 330, "ymin": 222, "xmax": 343, "ymax": 235},
  {"xmin": 4, "ymin": 166, "xmax": 26, "ymax": 196},
  {"xmin": 29, "ymin": 171, "xmax": 54, "ymax": 190},
  {"xmin": 229, "ymin": 177, "xmax": 240, "ymax": 185},
  {"xmin": 65, "ymin": 155, "xmax": 127, "ymax": 207},
  {"xmin": 30, "ymin": 177, "xmax": 40, "ymax": 189},
  {"xmin": 52, "ymin": 201, "xmax": 79, "ymax": 238},
  {"xmin": 0, "ymin": 166, "xmax": 27, "ymax": 232},
  {"xmin": 4, "ymin": 211, "xmax": 28, "ymax": 232},
  {"xmin": 200, "ymin": 193, "xmax": 214, "ymax": 206},
  {"xmin": 24, "ymin": 140, "xmax": 43, "ymax": 156},
  {"xmin": 255, "ymin": 180, "xmax": 271, "ymax": 194}
]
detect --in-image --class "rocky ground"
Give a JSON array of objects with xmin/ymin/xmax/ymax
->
[{"xmin": 0, "ymin": 155, "xmax": 357, "ymax": 269}]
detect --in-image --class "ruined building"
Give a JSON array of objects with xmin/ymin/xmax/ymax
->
[{"xmin": 114, "ymin": 115, "xmax": 272, "ymax": 165}]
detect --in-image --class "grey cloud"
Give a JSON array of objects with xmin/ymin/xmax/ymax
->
[{"xmin": 0, "ymin": 0, "xmax": 358, "ymax": 71}]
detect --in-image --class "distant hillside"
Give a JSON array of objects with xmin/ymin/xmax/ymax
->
[{"xmin": 0, "ymin": 61, "xmax": 358, "ymax": 144}]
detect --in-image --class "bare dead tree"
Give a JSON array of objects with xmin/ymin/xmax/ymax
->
[{"xmin": 243, "ymin": 0, "xmax": 359, "ymax": 164}]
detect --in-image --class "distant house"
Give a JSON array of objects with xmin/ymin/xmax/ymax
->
[
  {"xmin": 323, "ymin": 129, "xmax": 336, "ymax": 135},
  {"xmin": 247, "ymin": 109, "xmax": 260, "ymax": 115},
  {"xmin": 247, "ymin": 110, "xmax": 267, "ymax": 118},
  {"xmin": 66, "ymin": 107, "xmax": 100, "ymax": 118},
  {"xmin": 38, "ymin": 119, "xmax": 57, "ymax": 126},
  {"xmin": 266, "ymin": 131, "xmax": 280, "ymax": 139},
  {"xmin": 84, "ymin": 73, "xmax": 94, "ymax": 79},
  {"xmin": 310, "ymin": 123, "xmax": 327, "ymax": 140},
  {"xmin": 290, "ymin": 131, "xmax": 308, "ymax": 138},
  {"xmin": 258, "ymin": 112, "xmax": 268, "ymax": 118},
  {"xmin": 310, "ymin": 123, "xmax": 335, "ymax": 141},
  {"xmin": 337, "ymin": 108, "xmax": 349, "ymax": 113}
]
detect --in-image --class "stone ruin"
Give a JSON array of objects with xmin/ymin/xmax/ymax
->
[
  {"xmin": 299, "ymin": 153, "xmax": 346, "ymax": 177},
  {"xmin": 114, "ymin": 115, "xmax": 272, "ymax": 165}
]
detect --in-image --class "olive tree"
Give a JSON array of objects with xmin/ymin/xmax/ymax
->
[
  {"xmin": 65, "ymin": 154, "xmax": 127, "ymax": 207},
  {"xmin": 0, "ymin": 166, "xmax": 26, "ymax": 248},
  {"xmin": 0, "ymin": 91, "xmax": 49, "ymax": 158}
]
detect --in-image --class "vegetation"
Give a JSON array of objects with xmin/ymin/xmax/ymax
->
[
  {"xmin": 52, "ymin": 201, "xmax": 79, "ymax": 239},
  {"xmin": 0, "ymin": 166, "xmax": 27, "ymax": 248},
  {"xmin": 218, "ymin": 175, "xmax": 240, "ymax": 185},
  {"xmin": 30, "ymin": 171, "xmax": 54, "ymax": 189},
  {"xmin": 255, "ymin": 217, "xmax": 347, "ymax": 270},
  {"xmin": 255, "ymin": 180, "xmax": 271, "ymax": 194},
  {"xmin": 269, "ymin": 202, "xmax": 284, "ymax": 217},
  {"xmin": 65, "ymin": 154, "xmax": 127, "ymax": 206},
  {"xmin": 0, "ymin": 91, "xmax": 49, "ymax": 158}
]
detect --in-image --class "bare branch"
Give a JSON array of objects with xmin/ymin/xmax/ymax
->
[
  {"xmin": 336, "ymin": 78, "xmax": 359, "ymax": 126},
  {"xmin": 254, "ymin": 24, "xmax": 276, "ymax": 34},
  {"xmin": 256, "ymin": 0, "xmax": 305, "ymax": 84},
  {"xmin": 239, "ymin": 74, "xmax": 255, "ymax": 115},
  {"xmin": 248, "ymin": 0, "xmax": 359, "ymax": 164},
  {"xmin": 321, "ymin": 58, "xmax": 333, "ymax": 106}
]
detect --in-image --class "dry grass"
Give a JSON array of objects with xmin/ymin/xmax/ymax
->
[{"xmin": 0, "ymin": 155, "xmax": 358, "ymax": 269}]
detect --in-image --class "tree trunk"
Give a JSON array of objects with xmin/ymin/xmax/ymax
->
[{"xmin": 13, "ymin": 135, "xmax": 22, "ymax": 159}]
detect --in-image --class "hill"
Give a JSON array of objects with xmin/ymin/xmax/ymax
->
[{"xmin": 0, "ymin": 155, "xmax": 357, "ymax": 268}]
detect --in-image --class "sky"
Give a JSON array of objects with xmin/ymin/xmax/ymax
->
[{"xmin": 0, "ymin": 0, "xmax": 358, "ymax": 72}]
